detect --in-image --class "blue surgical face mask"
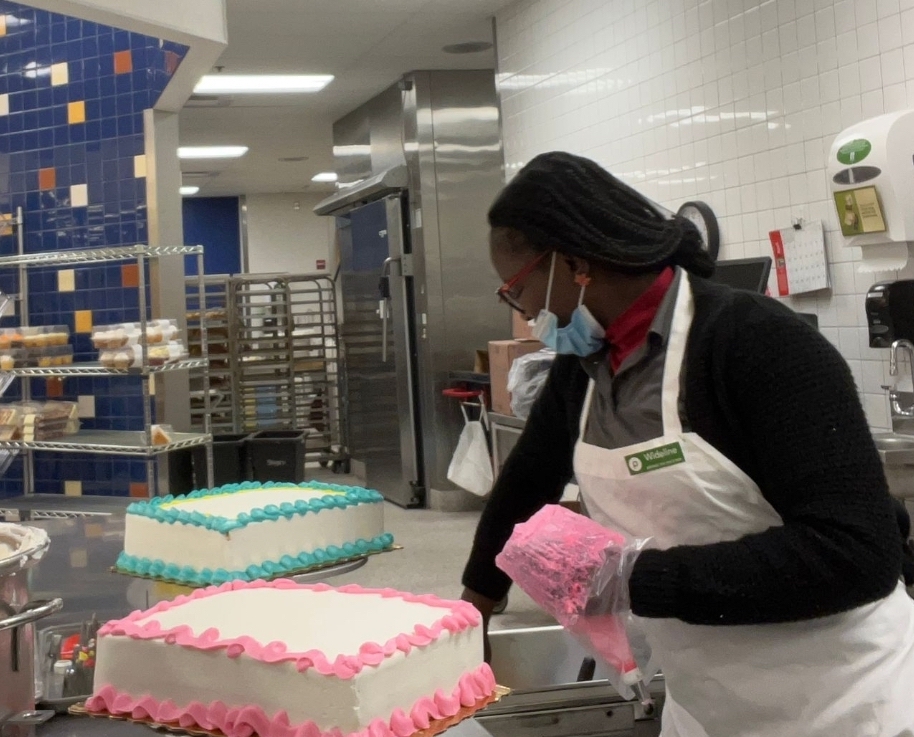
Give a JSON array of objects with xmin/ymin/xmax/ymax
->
[{"xmin": 531, "ymin": 253, "xmax": 604, "ymax": 356}]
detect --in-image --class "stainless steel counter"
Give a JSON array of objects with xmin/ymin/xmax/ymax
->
[
  {"xmin": 38, "ymin": 715, "xmax": 497, "ymax": 737},
  {"xmin": 12, "ymin": 501, "xmax": 659, "ymax": 737}
]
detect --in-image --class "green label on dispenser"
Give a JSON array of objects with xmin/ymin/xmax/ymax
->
[
  {"xmin": 837, "ymin": 138, "xmax": 872, "ymax": 165},
  {"xmin": 625, "ymin": 442, "xmax": 685, "ymax": 475}
]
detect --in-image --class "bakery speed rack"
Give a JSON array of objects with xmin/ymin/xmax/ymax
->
[
  {"xmin": 185, "ymin": 274, "xmax": 236, "ymax": 434},
  {"xmin": 187, "ymin": 273, "xmax": 349, "ymax": 473},
  {"xmin": 0, "ymin": 208, "xmax": 214, "ymax": 496}
]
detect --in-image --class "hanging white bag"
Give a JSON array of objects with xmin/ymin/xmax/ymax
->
[{"xmin": 447, "ymin": 403, "xmax": 493, "ymax": 497}]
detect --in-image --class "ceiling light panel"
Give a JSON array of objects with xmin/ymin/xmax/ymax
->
[
  {"xmin": 180, "ymin": 186, "xmax": 200, "ymax": 196},
  {"xmin": 311, "ymin": 172, "xmax": 338, "ymax": 182},
  {"xmin": 178, "ymin": 146, "xmax": 249, "ymax": 159},
  {"xmin": 194, "ymin": 75, "xmax": 334, "ymax": 95}
]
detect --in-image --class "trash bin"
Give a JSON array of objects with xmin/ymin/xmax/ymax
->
[
  {"xmin": 248, "ymin": 430, "xmax": 306, "ymax": 483},
  {"xmin": 192, "ymin": 433, "xmax": 252, "ymax": 489},
  {"xmin": 167, "ymin": 449, "xmax": 195, "ymax": 496}
]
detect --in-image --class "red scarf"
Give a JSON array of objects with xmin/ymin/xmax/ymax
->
[{"xmin": 605, "ymin": 268, "xmax": 675, "ymax": 373}]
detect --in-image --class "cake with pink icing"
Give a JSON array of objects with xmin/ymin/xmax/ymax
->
[{"xmin": 86, "ymin": 579, "xmax": 497, "ymax": 737}]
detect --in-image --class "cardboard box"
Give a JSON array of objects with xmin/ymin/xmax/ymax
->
[
  {"xmin": 488, "ymin": 339, "xmax": 544, "ymax": 416},
  {"xmin": 512, "ymin": 310, "xmax": 536, "ymax": 340}
]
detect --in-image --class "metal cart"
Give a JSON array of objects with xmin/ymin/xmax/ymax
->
[{"xmin": 186, "ymin": 273, "xmax": 349, "ymax": 472}]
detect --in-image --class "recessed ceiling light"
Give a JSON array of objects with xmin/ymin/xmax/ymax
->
[
  {"xmin": 180, "ymin": 186, "xmax": 200, "ymax": 196},
  {"xmin": 442, "ymin": 41, "xmax": 493, "ymax": 54},
  {"xmin": 194, "ymin": 75, "xmax": 334, "ymax": 95},
  {"xmin": 311, "ymin": 172, "xmax": 338, "ymax": 183},
  {"xmin": 178, "ymin": 146, "xmax": 249, "ymax": 159}
]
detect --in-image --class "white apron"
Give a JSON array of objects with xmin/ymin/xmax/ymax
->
[{"xmin": 574, "ymin": 275, "xmax": 914, "ymax": 737}]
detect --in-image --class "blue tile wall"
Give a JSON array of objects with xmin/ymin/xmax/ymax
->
[{"xmin": 0, "ymin": 1, "xmax": 188, "ymax": 498}]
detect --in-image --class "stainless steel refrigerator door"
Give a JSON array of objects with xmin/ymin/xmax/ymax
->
[{"xmin": 338, "ymin": 196, "xmax": 421, "ymax": 507}]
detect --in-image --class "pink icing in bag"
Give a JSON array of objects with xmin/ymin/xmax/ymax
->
[{"xmin": 495, "ymin": 505, "xmax": 641, "ymax": 683}]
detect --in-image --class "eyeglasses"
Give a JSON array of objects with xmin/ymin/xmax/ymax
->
[{"xmin": 496, "ymin": 252, "xmax": 549, "ymax": 313}]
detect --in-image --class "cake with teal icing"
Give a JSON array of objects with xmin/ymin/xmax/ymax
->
[{"xmin": 116, "ymin": 481, "xmax": 393, "ymax": 585}]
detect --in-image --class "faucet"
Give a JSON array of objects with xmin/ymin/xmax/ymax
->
[{"xmin": 889, "ymin": 340, "xmax": 914, "ymax": 430}]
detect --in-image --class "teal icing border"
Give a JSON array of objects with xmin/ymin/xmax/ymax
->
[
  {"xmin": 115, "ymin": 532, "xmax": 396, "ymax": 586},
  {"xmin": 125, "ymin": 481, "xmax": 385, "ymax": 534}
]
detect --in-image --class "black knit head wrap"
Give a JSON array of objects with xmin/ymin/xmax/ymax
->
[{"xmin": 488, "ymin": 152, "xmax": 715, "ymax": 278}]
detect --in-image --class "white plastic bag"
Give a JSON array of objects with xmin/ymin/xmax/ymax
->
[
  {"xmin": 508, "ymin": 349, "xmax": 556, "ymax": 420},
  {"xmin": 447, "ymin": 404, "xmax": 493, "ymax": 497}
]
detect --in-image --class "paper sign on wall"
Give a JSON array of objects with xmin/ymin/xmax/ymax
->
[{"xmin": 769, "ymin": 220, "xmax": 830, "ymax": 297}]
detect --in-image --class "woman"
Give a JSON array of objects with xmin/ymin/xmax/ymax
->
[{"xmin": 462, "ymin": 152, "xmax": 914, "ymax": 736}]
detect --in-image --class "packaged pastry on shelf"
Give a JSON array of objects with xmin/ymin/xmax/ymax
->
[
  {"xmin": 93, "ymin": 319, "xmax": 180, "ymax": 350},
  {"xmin": 147, "ymin": 341, "xmax": 188, "ymax": 366},
  {"xmin": 145, "ymin": 318, "xmax": 180, "ymax": 345},
  {"xmin": 0, "ymin": 329, "xmax": 24, "ymax": 350},
  {"xmin": 0, "ymin": 349, "xmax": 28, "ymax": 370},
  {"xmin": 150, "ymin": 424, "xmax": 173, "ymax": 445},
  {"xmin": 21, "ymin": 325, "xmax": 70, "ymax": 349},
  {"xmin": 92, "ymin": 323, "xmax": 141, "ymax": 350},
  {"xmin": 27, "ymin": 344, "xmax": 74, "ymax": 367},
  {"xmin": 99, "ymin": 345, "xmax": 144, "ymax": 370},
  {"xmin": 0, "ymin": 401, "xmax": 78, "ymax": 441}
]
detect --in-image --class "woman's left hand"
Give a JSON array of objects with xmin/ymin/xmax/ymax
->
[{"xmin": 584, "ymin": 539, "xmax": 650, "ymax": 617}]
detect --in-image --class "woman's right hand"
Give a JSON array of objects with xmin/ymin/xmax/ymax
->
[{"xmin": 461, "ymin": 588, "xmax": 499, "ymax": 663}]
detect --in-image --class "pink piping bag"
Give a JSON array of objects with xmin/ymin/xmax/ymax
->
[{"xmin": 495, "ymin": 505, "xmax": 650, "ymax": 701}]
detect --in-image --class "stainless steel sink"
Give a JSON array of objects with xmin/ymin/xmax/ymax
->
[
  {"xmin": 873, "ymin": 433, "xmax": 914, "ymax": 464},
  {"xmin": 874, "ymin": 434, "xmax": 914, "ymax": 451},
  {"xmin": 874, "ymin": 434, "xmax": 914, "ymax": 499}
]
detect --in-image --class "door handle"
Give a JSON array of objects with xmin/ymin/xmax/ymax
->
[{"xmin": 379, "ymin": 257, "xmax": 400, "ymax": 362}]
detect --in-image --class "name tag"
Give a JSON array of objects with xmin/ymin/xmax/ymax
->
[{"xmin": 625, "ymin": 442, "xmax": 685, "ymax": 475}]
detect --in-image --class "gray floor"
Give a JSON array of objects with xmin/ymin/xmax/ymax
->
[{"xmin": 313, "ymin": 471, "xmax": 554, "ymax": 631}]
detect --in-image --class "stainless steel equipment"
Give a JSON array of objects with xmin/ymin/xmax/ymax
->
[
  {"xmin": 866, "ymin": 280, "xmax": 914, "ymax": 348},
  {"xmin": 315, "ymin": 70, "xmax": 508, "ymax": 508},
  {"xmin": 484, "ymin": 626, "xmax": 663, "ymax": 737},
  {"xmin": 1, "ymin": 523, "xmax": 63, "ymax": 733},
  {"xmin": 489, "ymin": 413, "xmax": 526, "ymax": 477}
]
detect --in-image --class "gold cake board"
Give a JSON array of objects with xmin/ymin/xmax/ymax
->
[
  {"xmin": 111, "ymin": 545, "xmax": 402, "ymax": 595},
  {"xmin": 69, "ymin": 686, "xmax": 510, "ymax": 737}
]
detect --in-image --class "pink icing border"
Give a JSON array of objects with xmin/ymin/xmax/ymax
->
[
  {"xmin": 96, "ymin": 580, "xmax": 483, "ymax": 679},
  {"xmin": 87, "ymin": 663, "xmax": 496, "ymax": 737}
]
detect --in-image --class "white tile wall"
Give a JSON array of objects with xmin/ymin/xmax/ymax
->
[{"xmin": 495, "ymin": 0, "xmax": 914, "ymax": 430}]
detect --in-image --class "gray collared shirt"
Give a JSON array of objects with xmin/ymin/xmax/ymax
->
[{"xmin": 579, "ymin": 269, "xmax": 687, "ymax": 450}]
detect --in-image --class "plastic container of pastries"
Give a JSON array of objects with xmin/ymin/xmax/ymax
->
[
  {"xmin": 21, "ymin": 402, "xmax": 79, "ymax": 441},
  {"xmin": 0, "ymin": 349, "xmax": 29, "ymax": 370},
  {"xmin": 21, "ymin": 325, "xmax": 70, "ymax": 349},
  {"xmin": 150, "ymin": 423, "xmax": 174, "ymax": 445},
  {"xmin": 148, "ymin": 341, "xmax": 188, "ymax": 366},
  {"xmin": 0, "ymin": 329, "xmax": 24, "ymax": 350},
  {"xmin": 92, "ymin": 319, "xmax": 179, "ymax": 350},
  {"xmin": 27, "ymin": 345, "xmax": 74, "ymax": 368},
  {"xmin": 99, "ymin": 344, "xmax": 144, "ymax": 370},
  {"xmin": 92, "ymin": 323, "xmax": 141, "ymax": 350},
  {"xmin": 0, "ymin": 401, "xmax": 78, "ymax": 441},
  {"xmin": 144, "ymin": 319, "xmax": 180, "ymax": 345}
]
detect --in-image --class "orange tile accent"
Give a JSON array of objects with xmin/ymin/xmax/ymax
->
[
  {"xmin": 113, "ymin": 50, "xmax": 133, "ymax": 75},
  {"xmin": 165, "ymin": 51, "xmax": 180, "ymax": 75},
  {"xmin": 38, "ymin": 167, "xmax": 56, "ymax": 190},
  {"xmin": 0, "ymin": 16, "xmax": 7, "ymax": 37},
  {"xmin": 121, "ymin": 263, "xmax": 139, "ymax": 288},
  {"xmin": 46, "ymin": 378, "xmax": 64, "ymax": 397},
  {"xmin": 74, "ymin": 309, "xmax": 92, "ymax": 333},
  {"xmin": 67, "ymin": 100, "xmax": 86, "ymax": 124},
  {"xmin": 129, "ymin": 482, "xmax": 149, "ymax": 498}
]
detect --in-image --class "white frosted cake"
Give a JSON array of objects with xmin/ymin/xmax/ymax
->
[
  {"xmin": 116, "ymin": 482, "xmax": 393, "ymax": 585},
  {"xmin": 86, "ymin": 580, "xmax": 497, "ymax": 737}
]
